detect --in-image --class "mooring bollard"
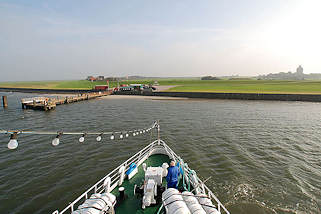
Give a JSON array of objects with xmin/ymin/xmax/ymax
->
[{"xmin": 2, "ymin": 96, "xmax": 8, "ymax": 108}]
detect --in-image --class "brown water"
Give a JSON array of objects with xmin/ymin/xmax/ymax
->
[{"xmin": 0, "ymin": 92, "xmax": 320, "ymax": 214}]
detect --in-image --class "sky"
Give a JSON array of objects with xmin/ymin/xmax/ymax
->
[{"xmin": 1, "ymin": 0, "xmax": 321, "ymax": 81}]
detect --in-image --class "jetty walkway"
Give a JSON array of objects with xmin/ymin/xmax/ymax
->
[{"xmin": 21, "ymin": 91, "xmax": 112, "ymax": 111}]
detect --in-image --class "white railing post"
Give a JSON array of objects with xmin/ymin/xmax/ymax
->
[
  {"xmin": 157, "ymin": 120, "xmax": 160, "ymax": 144},
  {"xmin": 118, "ymin": 165, "xmax": 125, "ymax": 186},
  {"xmin": 104, "ymin": 177, "xmax": 111, "ymax": 193},
  {"xmin": 71, "ymin": 203, "xmax": 74, "ymax": 212},
  {"xmin": 148, "ymin": 142, "xmax": 153, "ymax": 156},
  {"xmin": 138, "ymin": 150, "xmax": 142, "ymax": 162}
]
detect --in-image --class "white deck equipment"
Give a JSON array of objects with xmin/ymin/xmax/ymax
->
[{"xmin": 142, "ymin": 166, "xmax": 168, "ymax": 209}]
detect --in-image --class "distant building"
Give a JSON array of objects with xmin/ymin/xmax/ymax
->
[
  {"xmin": 86, "ymin": 76, "xmax": 105, "ymax": 82},
  {"xmin": 105, "ymin": 77, "xmax": 119, "ymax": 81},
  {"xmin": 296, "ymin": 65, "xmax": 303, "ymax": 74},
  {"xmin": 97, "ymin": 76, "xmax": 105, "ymax": 81},
  {"xmin": 257, "ymin": 65, "xmax": 305, "ymax": 80},
  {"xmin": 86, "ymin": 76, "xmax": 97, "ymax": 82},
  {"xmin": 295, "ymin": 65, "xmax": 304, "ymax": 80}
]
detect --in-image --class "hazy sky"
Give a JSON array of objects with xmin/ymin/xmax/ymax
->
[{"xmin": 1, "ymin": 0, "xmax": 321, "ymax": 81}]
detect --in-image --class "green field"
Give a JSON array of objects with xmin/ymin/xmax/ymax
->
[
  {"xmin": 0, "ymin": 80, "xmax": 108, "ymax": 89},
  {"xmin": 165, "ymin": 80, "xmax": 321, "ymax": 94},
  {"xmin": 2, "ymin": 79, "xmax": 321, "ymax": 94}
]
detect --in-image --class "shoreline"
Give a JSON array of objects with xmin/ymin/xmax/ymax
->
[
  {"xmin": 115, "ymin": 91, "xmax": 321, "ymax": 102},
  {"xmin": 100, "ymin": 95, "xmax": 188, "ymax": 100},
  {"xmin": 3, "ymin": 87, "xmax": 321, "ymax": 102},
  {"xmin": 0, "ymin": 87, "xmax": 93, "ymax": 94}
]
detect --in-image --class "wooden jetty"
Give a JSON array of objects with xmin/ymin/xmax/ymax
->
[{"xmin": 21, "ymin": 91, "xmax": 112, "ymax": 111}]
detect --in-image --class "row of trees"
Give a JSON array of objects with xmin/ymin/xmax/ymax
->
[{"xmin": 201, "ymin": 76, "xmax": 220, "ymax": 80}]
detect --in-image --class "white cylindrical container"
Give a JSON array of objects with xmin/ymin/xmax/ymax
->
[
  {"xmin": 162, "ymin": 188, "xmax": 191, "ymax": 214},
  {"xmin": 162, "ymin": 188, "xmax": 179, "ymax": 200},
  {"xmin": 197, "ymin": 194, "xmax": 220, "ymax": 214},
  {"xmin": 182, "ymin": 191, "xmax": 206, "ymax": 214}
]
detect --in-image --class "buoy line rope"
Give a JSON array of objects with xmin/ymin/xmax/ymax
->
[
  {"xmin": 1, "ymin": 121, "xmax": 159, "ymax": 149},
  {"xmin": 0, "ymin": 126, "xmax": 153, "ymax": 135}
]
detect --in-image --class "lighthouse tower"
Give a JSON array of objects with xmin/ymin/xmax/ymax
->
[{"xmin": 296, "ymin": 65, "xmax": 303, "ymax": 74}]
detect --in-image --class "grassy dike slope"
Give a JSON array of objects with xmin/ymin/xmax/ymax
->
[
  {"xmin": 2, "ymin": 79, "xmax": 321, "ymax": 94},
  {"xmin": 166, "ymin": 80, "xmax": 321, "ymax": 94},
  {"xmin": 0, "ymin": 80, "xmax": 105, "ymax": 89}
]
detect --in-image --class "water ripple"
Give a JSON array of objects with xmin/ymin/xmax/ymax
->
[{"xmin": 0, "ymin": 93, "xmax": 321, "ymax": 213}]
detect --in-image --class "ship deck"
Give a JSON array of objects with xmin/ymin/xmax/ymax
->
[
  {"xmin": 53, "ymin": 139, "xmax": 230, "ymax": 214},
  {"xmin": 111, "ymin": 154, "xmax": 174, "ymax": 214}
]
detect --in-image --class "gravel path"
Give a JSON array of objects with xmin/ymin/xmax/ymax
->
[
  {"xmin": 153, "ymin": 85, "xmax": 178, "ymax": 91},
  {"xmin": 101, "ymin": 95, "xmax": 188, "ymax": 100}
]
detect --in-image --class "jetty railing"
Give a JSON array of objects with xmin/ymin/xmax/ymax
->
[
  {"xmin": 21, "ymin": 97, "xmax": 47, "ymax": 104},
  {"xmin": 54, "ymin": 139, "xmax": 229, "ymax": 214}
]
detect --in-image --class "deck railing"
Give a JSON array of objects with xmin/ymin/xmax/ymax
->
[
  {"xmin": 160, "ymin": 141, "xmax": 230, "ymax": 214},
  {"xmin": 53, "ymin": 139, "xmax": 229, "ymax": 214},
  {"xmin": 53, "ymin": 141, "xmax": 157, "ymax": 214}
]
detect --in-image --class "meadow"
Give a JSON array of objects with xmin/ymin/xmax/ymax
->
[{"xmin": 2, "ymin": 79, "xmax": 321, "ymax": 94}]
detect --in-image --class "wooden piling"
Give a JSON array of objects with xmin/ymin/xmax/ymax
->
[{"xmin": 2, "ymin": 96, "xmax": 8, "ymax": 108}]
